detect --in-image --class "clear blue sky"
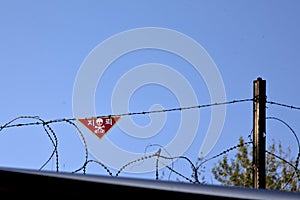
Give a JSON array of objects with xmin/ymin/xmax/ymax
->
[{"xmin": 0, "ymin": 0, "xmax": 299, "ymax": 184}]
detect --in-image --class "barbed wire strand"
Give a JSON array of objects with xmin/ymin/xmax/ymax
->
[
  {"xmin": 0, "ymin": 116, "xmax": 40, "ymax": 131},
  {"xmin": 267, "ymin": 117, "xmax": 300, "ymax": 173},
  {"xmin": 0, "ymin": 115, "xmax": 59, "ymax": 172},
  {"xmin": 265, "ymin": 150, "xmax": 300, "ymax": 177},
  {"xmin": 265, "ymin": 150, "xmax": 300, "ymax": 190},
  {"xmin": 0, "ymin": 98, "xmax": 254, "ymax": 130},
  {"xmin": 157, "ymin": 160, "xmax": 195, "ymax": 183},
  {"xmin": 196, "ymin": 141, "xmax": 253, "ymax": 171},
  {"xmin": 72, "ymin": 159, "xmax": 114, "ymax": 176},
  {"xmin": 115, "ymin": 151, "xmax": 159, "ymax": 177},
  {"xmin": 155, "ymin": 149, "xmax": 162, "ymax": 180},
  {"xmin": 156, "ymin": 153, "xmax": 199, "ymax": 183},
  {"xmin": 266, "ymin": 117, "xmax": 300, "ymax": 189},
  {"xmin": 267, "ymin": 101, "xmax": 300, "ymax": 110},
  {"xmin": 144, "ymin": 144, "xmax": 175, "ymax": 180},
  {"xmin": 38, "ymin": 120, "xmax": 59, "ymax": 172},
  {"xmin": 64, "ymin": 119, "xmax": 89, "ymax": 174}
]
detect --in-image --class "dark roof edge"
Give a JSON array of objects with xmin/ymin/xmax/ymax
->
[{"xmin": 1, "ymin": 167, "xmax": 299, "ymax": 199}]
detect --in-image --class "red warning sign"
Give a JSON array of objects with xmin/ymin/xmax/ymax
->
[{"xmin": 77, "ymin": 116, "xmax": 121, "ymax": 139}]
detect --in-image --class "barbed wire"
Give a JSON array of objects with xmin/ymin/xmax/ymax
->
[
  {"xmin": 267, "ymin": 117, "xmax": 300, "ymax": 169},
  {"xmin": 143, "ymin": 144, "xmax": 175, "ymax": 180},
  {"xmin": 38, "ymin": 118, "xmax": 59, "ymax": 172},
  {"xmin": 0, "ymin": 98, "xmax": 254, "ymax": 130},
  {"xmin": 196, "ymin": 140, "xmax": 253, "ymax": 171},
  {"xmin": 0, "ymin": 97, "xmax": 253, "ymax": 179},
  {"xmin": 265, "ymin": 150, "xmax": 300, "ymax": 187},
  {"xmin": 267, "ymin": 101, "xmax": 300, "ymax": 110},
  {"xmin": 266, "ymin": 116, "xmax": 300, "ymax": 190},
  {"xmin": 64, "ymin": 119, "xmax": 89, "ymax": 174},
  {"xmin": 0, "ymin": 97, "xmax": 299, "ymax": 189}
]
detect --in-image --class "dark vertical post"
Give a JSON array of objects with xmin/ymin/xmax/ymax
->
[{"xmin": 253, "ymin": 77, "xmax": 266, "ymax": 189}]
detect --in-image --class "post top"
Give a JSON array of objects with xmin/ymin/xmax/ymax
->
[{"xmin": 254, "ymin": 77, "xmax": 266, "ymax": 83}]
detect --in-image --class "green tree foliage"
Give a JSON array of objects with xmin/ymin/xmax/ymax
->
[{"xmin": 211, "ymin": 137, "xmax": 300, "ymax": 191}]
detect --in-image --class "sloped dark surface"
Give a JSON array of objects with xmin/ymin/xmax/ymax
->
[{"xmin": 0, "ymin": 167, "xmax": 299, "ymax": 199}]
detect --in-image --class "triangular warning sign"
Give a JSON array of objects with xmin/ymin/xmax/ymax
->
[{"xmin": 77, "ymin": 116, "xmax": 121, "ymax": 139}]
